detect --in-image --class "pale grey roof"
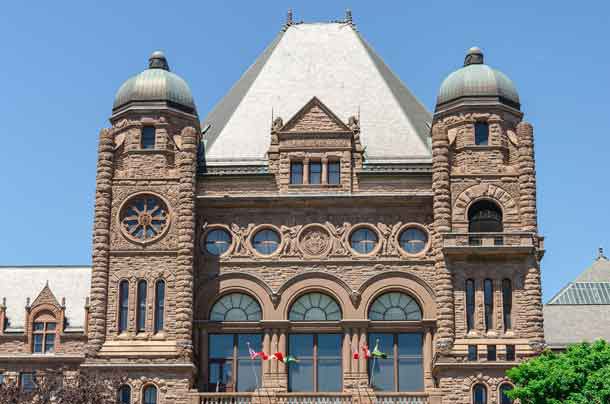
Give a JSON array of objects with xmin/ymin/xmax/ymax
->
[
  {"xmin": 0, "ymin": 266, "xmax": 91, "ymax": 331},
  {"xmin": 544, "ymin": 248, "xmax": 610, "ymax": 348},
  {"xmin": 544, "ymin": 305, "xmax": 610, "ymax": 348},
  {"xmin": 202, "ymin": 22, "xmax": 432, "ymax": 167}
]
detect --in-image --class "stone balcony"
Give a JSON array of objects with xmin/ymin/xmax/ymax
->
[
  {"xmin": 442, "ymin": 232, "xmax": 544, "ymax": 257},
  {"xmin": 188, "ymin": 392, "xmax": 431, "ymax": 404}
]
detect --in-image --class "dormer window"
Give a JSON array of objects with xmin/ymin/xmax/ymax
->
[
  {"xmin": 309, "ymin": 161, "xmax": 322, "ymax": 184},
  {"xmin": 32, "ymin": 314, "xmax": 57, "ymax": 354},
  {"xmin": 290, "ymin": 161, "xmax": 303, "ymax": 185},
  {"xmin": 327, "ymin": 161, "xmax": 340, "ymax": 185},
  {"xmin": 141, "ymin": 126, "xmax": 156, "ymax": 149},
  {"xmin": 474, "ymin": 122, "xmax": 489, "ymax": 145}
]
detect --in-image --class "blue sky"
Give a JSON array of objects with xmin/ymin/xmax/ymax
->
[{"xmin": 0, "ymin": 1, "xmax": 607, "ymax": 301}]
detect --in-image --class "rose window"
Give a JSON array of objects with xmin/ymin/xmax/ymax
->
[{"xmin": 120, "ymin": 194, "xmax": 169, "ymax": 242}]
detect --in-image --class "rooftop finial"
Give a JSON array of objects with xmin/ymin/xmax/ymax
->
[
  {"xmin": 464, "ymin": 47, "xmax": 484, "ymax": 66},
  {"xmin": 345, "ymin": 9, "xmax": 353, "ymax": 24},
  {"xmin": 598, "ymin": 247, "xmax": 607, "ymax": 260},
  {"xmin": 286, "ymin": 9, "xmax": 293, "ymax": 27},
  {"xmin": 149, "ymin": 50, "xmax": 170, "ymax": 71}
]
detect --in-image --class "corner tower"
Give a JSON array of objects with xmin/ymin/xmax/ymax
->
[
  {"xmin": 87, "ymin": 51, "xmax": 199, "ymax": 404},
  {"xmin": 431, "ymin": 48, "xmax": 544, "ymax": 399}
]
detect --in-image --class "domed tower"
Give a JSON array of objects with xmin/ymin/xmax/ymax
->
[
  {"xmin": 431, "ymin": 48, "xmax": 544, "ymax": 398},
  {"xmin": 87, "ymin": 51, "xmax": 199, "ymax": 403}
]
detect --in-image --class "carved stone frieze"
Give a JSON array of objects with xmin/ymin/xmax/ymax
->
[{"xmin": 199, "ymin": 219, "xmax": 433, "ymax": 260}]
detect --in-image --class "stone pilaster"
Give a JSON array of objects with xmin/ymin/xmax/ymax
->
[
  {"xmin": 524, "ymin": 258, "xmax": 545, "ymax": 350},
  {"xmin": 87, "ymin": 128, "xmax": 114, "ymax": 355},
  {"xmin": 431, "ymin": 123, "xmax": 454, "ymax": 351},
  {"xmin": 176, "ymin": 126, "xmax": 198, "ymax": 360},
  {"xmin": 517, "ymin": 121, "xmax": 538, "ymax": 232}
]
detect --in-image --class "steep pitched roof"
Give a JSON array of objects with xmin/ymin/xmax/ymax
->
[
  {"xmin": 0, "ymin": 266, "xmax": 91, "ymax": 331},
  {"xmin": 544, "ymin": 248, "xmax": 610, "ymax": 348},
  {"xmin": 202, "ymin": 22, "xmax": 432, "ymax": 167}
]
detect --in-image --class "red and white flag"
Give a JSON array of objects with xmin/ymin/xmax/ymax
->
[
  {"xmin": 361, "ymin": 345, "xmax": 372, "ymax": 359},
  {"xmin": 248, "ymin": 344, "xmax": 269, "ymax": 360},
  {"xmin": 353, "ymin": 346, "xmax": 359, "ymax": 360},
  {"xmin": 270, "ymin": 352, "xmax": 284, "ymax": 362}
]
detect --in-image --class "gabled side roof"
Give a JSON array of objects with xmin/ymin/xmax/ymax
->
[
  {"xmin": 202, "ymin": 22, "xmax": 432, "ymax": 167},
  {"xmin": 0, "ymin": 266, "xmax": 91, "ymax": 331}
]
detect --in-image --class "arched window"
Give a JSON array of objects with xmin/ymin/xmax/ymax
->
[
  {"xmin": 502, "ymin": 279, "xmax": 512, "ymax": 331},
  {"xmin": 466, "ymin": 279, "xmax": 475, "ymax": 332},
  {"xmin": 32, "ymin": 312, "xmax": 57, "ymax": 353},
  {"xmin": 137, "ymin": 280, "xmax": 147, "ymax": 332},
  {"xmin": 468, "ymin": 200, "xmax": 503, "ymax": 233},
  {"xmin": 210, "ymin": 293, "xmax": 262, "ymax": 321},
  {"xmin": 142, "ymin": 385, "xmax": 157, "ymax": 404},
  {"xmin": 118, "ymin": 280, "xmax": 129, "ymax": 333},
  {"xmin": 154, "ymin": 280, "xmax": 165, "ymax": 333},
  {"xmin": 473, "ymin": 384, "xmax": 487, "ymax": 404},
  {"xmin": 289, "ymin": 293, "xmax": 341, "ymax": 321},
  {"xmin": 484, "ymin": 279, "xmax": 494, "ymax": 331},
  {"xmin": 499, "ymin": 383, "xmax": 513, "ymax": 404},
  {"xmin": 118, "ymin": 385, "xmax": 131, "ymax": 404},
  {"xmin": 369, "ymin": 292, "xmax": 422, "ymax": 321}
]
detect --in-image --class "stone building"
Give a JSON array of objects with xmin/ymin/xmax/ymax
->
[{"xmin": 0, "ymin": 12, "xmax": 548, "ymax": 404}]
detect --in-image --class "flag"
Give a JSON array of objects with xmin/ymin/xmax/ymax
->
[
  {"xmin": 270, "ymin": 352, "xmax": 284, "ymax": 362},
  {"xmin": 361, "ymin": 345, "xmax": 371, "ymax": 359},
  {"xmin": 372, "ymin": 341, "xmax": 387, "ymax": 359},
  {"xmin": 248, "ymin": 343, "xmax": 268, "ymax": 360},
  {"xmin": 353, "ymin": 346, "xmax": 359, "ymax": 360},
  {"xmin": 283, "ymin": 355, "xmax": 298, "ymax": 365}
]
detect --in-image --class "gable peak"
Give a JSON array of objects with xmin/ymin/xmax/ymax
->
[{"xmin": 279, "ymin": 97, "xmax": 352, "ymax": 133}]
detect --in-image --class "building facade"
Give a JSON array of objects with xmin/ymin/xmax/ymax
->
[{"xmin": 0, "ymin": 13, "xmax": 548, "ymax": 404}]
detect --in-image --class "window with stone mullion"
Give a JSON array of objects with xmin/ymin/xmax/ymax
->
[{"xmin": 33, "ymin": 320, "xmax": 56, "ymax": 353}]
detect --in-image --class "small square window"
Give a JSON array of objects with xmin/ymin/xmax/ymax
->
[
  {"xmin": 327, "ymin": 161, "xmax": 340, "ymax": 185},
  {"xmin": 468, "ymin": 345, "xmax": 478, "ymax": 361},
  {"xmin": 141, "ymin": 127, "xmax": 156, "ymax": 149},
  {"xmin": 506, "ymin": 345, "xmax": 515, "ymax": 361},
  {"xmin": 290, "ymin": 162, "xmax": 303, "ymax": 185},
  {"xmin": 487, "ymin": 345, "xmax": 497, "ymax": 361},
  {"xmin": 33, "ymin": 322, "xmax": 44, "ymax": 332},
  {"xmin": 33, "ymin": 335, "xmax": 43, "ymax": 353},
  {"xmin": 309, "ymin": 162, "xmax": 322, "ymax": 185},
  {"xmin": 475, "ymin": 122, "xmax": 489, "ymax": 145}
]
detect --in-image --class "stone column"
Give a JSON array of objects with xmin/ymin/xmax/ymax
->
[
  {"xmin": 87, "ymin": 128, "xmax": 114, "ymax": 355},
  {"xmin": 431, "ymin": 122, "xmax": 454, "ymax": 352},
  {"xmin": 176, "ymin": 126, "xmax": 198, "ymax": 361},
  {"xmin": 262, "ymin": 329, "xmax": 271, "ymax": 384},
  {"xmin": 303, "ymin": 158, "xmax": 309, "ymax": 184},
  {"xmin": 423, "ymin": 328, "xmax": 434, "ymax": 389},
  {"xmin": 517, "ymin": 121, "xmax": 538, "ymax": 233},
  {"xmin": 321, "ymin": 157, "xmax": 328, "ymax": 185},
  {"xmin": 199, "ymin": 328, "xmax": 208, "ymax": 390}
]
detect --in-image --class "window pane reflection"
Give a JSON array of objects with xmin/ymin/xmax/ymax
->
[
  {"xmin": 369, "ymin": 332, "xmax": 423, "ymax": 392},
  {"xmin": 208, "ymin": 334, "xmax": 261, "ymax": 392},
  {"xmin": 288, "ymin": 334, "xmax": 341, "ymax": 392}
]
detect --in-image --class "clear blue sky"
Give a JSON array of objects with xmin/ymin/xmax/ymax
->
[{"xmin": 0, "ymin": 1, "xmax": 608, "ymax": 301}]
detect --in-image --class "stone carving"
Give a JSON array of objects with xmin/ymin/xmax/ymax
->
[
  {"xmin": 298, "ymin": 225, "xmax": 332, "ymax": 257},
  {"xmin": 231, "ymin": 223, "xmax": 255, "ymax": 257},
  {"xmin": 202, "ymin": 221, "xmax": 433, "ymax": 260},
  {"xmin": 272, "ymin": 116, "xmax": 283, "ymax": 132},
  {"xmin": 280, "ymin": 224, "xmax": 302, "ymax": 256}
]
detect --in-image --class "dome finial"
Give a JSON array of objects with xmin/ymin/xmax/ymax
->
[
  {"xmin": 598, "ymin": 247, "xmax": 607, "ymax": 260},
  {"xmin": 345, "ymin": 9, "xmax": 353, "ymax": 24},
  {"xmin": 464, "ymin": 47, "xmax": 484, "ymax": 66},
  {"xmin": 149, "ymin": 50, "xmax": 170, "ymax": 71}
]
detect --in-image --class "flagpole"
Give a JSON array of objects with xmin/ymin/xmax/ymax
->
[
  {"xmin": 369, "ymin": 338, "xmax": 380, "ymax": 389},
  {"xmin": 246, "ymin": 342, "xmax": 260, "ymax": 391}
]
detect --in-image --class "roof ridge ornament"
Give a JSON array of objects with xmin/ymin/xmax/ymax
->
[
  {"xmin": 345, "ymin": 9, "xmax": 353, "ymax": 24},
  {"xmin": 149, "ymin": 50, "xmax": 170, "ymax": 71},
  {"xmin": 598, "ymin": 247, "xmax": 607, "ymax": 261},
  {"xmin": 284, "ymin": 9, "xmax": 293, "ymax": 30},
  {"xmin": 464, "ymin": 47, "xmax": 484, "ymax": 66}
]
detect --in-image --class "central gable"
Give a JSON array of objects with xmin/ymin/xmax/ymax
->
[{"xmin": 281, "ymin": 97, "xmax": 351, "ymax": 133}]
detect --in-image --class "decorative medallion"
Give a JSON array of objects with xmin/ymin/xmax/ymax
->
[
  {"xmin": 119, "ymin": 193, "xmax": 170, "ymax": 244},
  {"xmin": 298, "ymin": 224, "xmax": 332, "ymax": 257}
]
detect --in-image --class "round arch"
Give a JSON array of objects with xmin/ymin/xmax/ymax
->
[
  {"xmin": 195, "ymin": 273, "xmax": 274, "ymax": 321},
  {"xmin": 358, "ymin": 272, "xmax": 436, "ymax": 320},
  {"xmin": 278, "ymin": 276, "xmax": 353, "ymax": 320},
  {"xmin": 452, "ymin": 183, "xmax": 519, "ymax": 226}
]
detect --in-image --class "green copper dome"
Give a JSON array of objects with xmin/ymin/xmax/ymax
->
[
  {"xmin": 113, "ymin": 51, "xmax": 196, "ymax": 115},
  {"xmin": 437, "ymin": 47, "xmax": 520, "ymax": 109}
]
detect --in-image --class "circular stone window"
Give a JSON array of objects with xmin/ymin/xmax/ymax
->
[
  {"xmin": 252, "ymin": 228, "xmax": 281, "ymax": 255},
  {"xmin": 398, "ymin": 227, "xmax": 429, "ymax": 255},
  {"xmin": 203, "ymin": 228, "xmax": 233, "ymax": 256},
  {"xmin": 350, "ymin": 227, "xmax": 379, "ymax": 255},
  {"xmin": 119, "ymin": 194, "xmax": 169, "ymax": 243}
]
